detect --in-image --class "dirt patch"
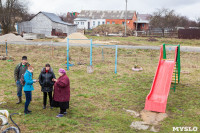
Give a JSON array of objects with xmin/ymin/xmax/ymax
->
[
  {"xmin": 128, "ymin": 109, "xmax": 168, "ymax": 132},
  {"xmin": 140, "ymin": 110, "xmax": 168, "ymax": 125},
  {"xmin": 0, "ymin": 33, "xmax": 27, "ymax": 42},
  {"xmin": 93, "ymin": 40, "xmax": 120, "ymax": 45}
]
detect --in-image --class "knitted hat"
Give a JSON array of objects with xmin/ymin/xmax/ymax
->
[{"xmin": 59, "ymin": 68, "xmax": 66, "ymax": 74}]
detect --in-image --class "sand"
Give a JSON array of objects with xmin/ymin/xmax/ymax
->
[
  {"xmin": 62, "ymin": 32, "xmax": 90, "ymax": 44},
  {"xmin": 0, "ymin": 33, "xmax": 27, "ymax": 42}
]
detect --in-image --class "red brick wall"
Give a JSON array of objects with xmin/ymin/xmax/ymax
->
[
  {"xmin": 106, "ymin": 19, "xmax": 134, "ymax": 30},
  {"xmin": 105, "ymin": 12, "xmax": 149, "ymax": 31}
]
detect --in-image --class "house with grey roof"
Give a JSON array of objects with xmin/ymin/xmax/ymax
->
[
  {"xmin": 18, "ymin": 12, "xmax": 77, "ymax": 37},
  {"xmin": 74, "ymin": 10, "xmax": 150, "ymax": 31}
]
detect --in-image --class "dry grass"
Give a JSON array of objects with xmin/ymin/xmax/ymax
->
[{"xmin": 0, "ymin": 44, "xmax": 199, "ymax": 133}]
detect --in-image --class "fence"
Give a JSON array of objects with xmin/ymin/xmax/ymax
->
[
  {"xmin": 178, "ymin": 29, "xmax": 200, "ymax": 39},
  {"xmin": 0, "ymin": 41, "xmax": 8, "ymax": 56}
]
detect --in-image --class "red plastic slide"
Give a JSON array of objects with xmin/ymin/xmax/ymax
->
[{"xmin": 144, "ymin": 46, "xmax": 178, "ymax": 113}]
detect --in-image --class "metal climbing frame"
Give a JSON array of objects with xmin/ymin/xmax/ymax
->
[
  {"xmin": 163, "ymin": 44, "xmax": 181, "ymax": 92},
  {"xmin": 90, "ymin": 44, "xmax": 118, "ymax": 74},
  {"xmin": 66, "ymin": 38, "xmax": 92, "ymax": 70}
]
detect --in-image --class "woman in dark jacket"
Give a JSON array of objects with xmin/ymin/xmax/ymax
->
[
  {"xmin": 52, "ymin": 68, "xmax": 70, "ymax": 118},
  {"xmin": 39, "ymin": 64, "xmax": 56, "ymax": 109}
]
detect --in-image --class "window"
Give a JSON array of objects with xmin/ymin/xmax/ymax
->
[
  {"xmin": 142, "ymin": 24, "xmax": 145, "ymax": 27},
  {"xmin": 122, "ymin": 22, "xmax": 125, "ymax": 25},
  {"xmin": 77, "ymin": 22, "xmax": 79, "ymax": 25},
  {"xmin": 81, "ymin": 22, "xmax": 84, "ymax": 25},
  {"xmin": 107, "ymin": 21, "xmax": 110, "ymax": 24},
  {"xmin": 98, "ymin": 21, "xmax": 100, "ymax": 25},
  {"xmin": 112, "ymin": 21, "xmax": 115, "ymax": 24},
  {"xmin": 93, "ymin": 21, "xmax": 95, "ymax": 26},
  {"xmin": 102, "ymin": 21, "xmax": 105, "ymax": 24}
]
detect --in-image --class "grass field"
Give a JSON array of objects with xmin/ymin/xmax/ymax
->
[
  {"xmin": 0, "ymin": 44, "xmax": 200, "ymax": 133},
  {"xmin": 86, "ymin": 35, "xmax": 200, "ymax": 47}
]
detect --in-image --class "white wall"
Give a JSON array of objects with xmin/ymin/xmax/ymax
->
[
  {"xmin": 90, "ymin": 19, "xmax": 106, "ymax": 29},
  {"xmin": 74, "ymin": 20, "xmax": 88, "ymax": 29},
  {"xmin": 74, "ymin": 19, "xmax": 106, "ymax": 29},
  {"xmin": 31, "ymin": 13, "xmax": 52, "ymax": 36}
]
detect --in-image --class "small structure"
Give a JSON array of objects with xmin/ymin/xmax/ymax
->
[{"xmin": 18, "ymin": 12, "xmax": 77, "ymax": 37}]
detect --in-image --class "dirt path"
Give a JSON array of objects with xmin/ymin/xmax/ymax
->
[{"xmin": 1, "ymin": 41, "xmax": 200, "ymax": 53}]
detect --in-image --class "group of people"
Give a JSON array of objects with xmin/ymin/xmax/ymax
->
[{"xmin": 14, "ymin": 56, "xmax": 70, "ymax": 118}]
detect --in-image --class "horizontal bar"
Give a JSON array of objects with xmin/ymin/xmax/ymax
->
[
  {"xmin": 92, "ymin": 44, "xmax": 117, "ymax": 47},
  {"xmin": 68, "ymin": 39, "xmax": 92, "ymax": 40},
  {"xmin": 164, "ymin": 44, "xmax": 180, "ymax": 46}
]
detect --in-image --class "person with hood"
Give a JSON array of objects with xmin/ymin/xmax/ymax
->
[
  {"xmin": 52, "ymin": 68, "xmax": 70, "ymax": 118},
  {"xmin": 39, "ymin": 64, "xmax": 56, "ymax": 109},
  {"xmin": 14, "ymin": 56, "xmax": 30, "ymax": 104}
]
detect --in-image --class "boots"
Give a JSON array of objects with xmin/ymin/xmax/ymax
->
[{"xmin": 16, "ymin": 96, "xmax": 22, "ymax": 104}]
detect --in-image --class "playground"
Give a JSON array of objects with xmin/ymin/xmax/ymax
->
[{"xmin": 0, "ymin": 41, "xmax": 200, "ymax": 132}]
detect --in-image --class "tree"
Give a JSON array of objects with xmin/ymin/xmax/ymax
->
[
  {"xmin": 150, "ymin": 8, "xmax": 180, "ymax": 37},
  {"xmin": 0, "ymin": 0, "xmax": 28, "ymax": 34}
]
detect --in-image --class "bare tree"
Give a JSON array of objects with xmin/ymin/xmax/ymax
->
[
  {"xmin": 0, "ymin": 0, "xmax": 28, "ymax": 34},
  {"xmin": 150, "ymin": 8, "xmax": 180, "ymax": 37}
]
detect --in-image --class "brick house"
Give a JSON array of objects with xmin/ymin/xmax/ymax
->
[
  {"xmin": 74, "ymin": 10, "xmax": 150, "ymax": 31},
  {"xmin": 65, "ymin": 12, "xmax": 80, "ymax": 24}
]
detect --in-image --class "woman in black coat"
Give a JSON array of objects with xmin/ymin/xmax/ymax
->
[{"xmin": 39, "ymin": 64, "xmax": 56, "ymax": 109}]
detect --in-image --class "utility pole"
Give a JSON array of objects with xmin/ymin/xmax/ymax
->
[{"xmin": 125, "ymin": 0, "xmax": 127, "ymax": 36}]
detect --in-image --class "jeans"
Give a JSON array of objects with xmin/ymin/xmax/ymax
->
[
  {"xmin": 16, "ymin": 80, "xmax": 22, "ymax": 97},
  {"xmin": 24, "ymin": 91, "xmax": 32, "ymax": 112},
  {"xmin": 43, "ymin": 92, "xmax": 52, "ymax": 106}
]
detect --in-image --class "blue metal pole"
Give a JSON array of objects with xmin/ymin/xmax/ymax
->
[
  {"xmin": 115, "ymin": 45, "xmax": 118, "ymax": 74},
  {"xmin": 17, "ymin": 23, "xmax": 19, "ymax": 34},
  {"xmin": 90, "ymin": 39, "xmax": 93, "ymax": 66},
  {"xmin": 6, "ymin": 40, "xmax": 8, "ymax": 56},
  {"xmin": 67, "ymin": 38, "xmax": 69, "ymax": 70}
]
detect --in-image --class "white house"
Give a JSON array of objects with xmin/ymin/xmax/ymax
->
[
  {"xmin": 18, "ymin": 12, "xmax": 77, "ymax": 37},
  {"xmin": 74, "ymin": 10, "xmax": 107, "ymax": 29},
  {"xmin": 74, "ymin": 18, "xmax": 106, "ymax": 29}
]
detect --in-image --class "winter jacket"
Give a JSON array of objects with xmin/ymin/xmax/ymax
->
[
  {"xmin": 23, "ymin": 70, "xmax": 34, "ymax": 91},
  {"xmin": 14, "ymin": 63, "xmax": 30, "ymax": 81},
  {"xmin": 39, "ymin": 68, "xmax": 56, "ymax": 92},
  {"xmin": 53, "ymin": 74, "xmax": 70, "ymax": 102}
]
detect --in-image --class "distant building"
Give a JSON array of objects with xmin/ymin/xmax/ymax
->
[
  {"xmin": 74, "ymin": 10, "xmax": 150, "ymax": 31},
  {"xmin": 65, "ymin": 12, "xmax": 79, "ymax": 24},
  {"xmin": 18, "ymin": 11, "xmax": 77, "ymax": 37}
]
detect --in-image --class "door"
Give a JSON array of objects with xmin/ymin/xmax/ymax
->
[{"xmin": 88, "ymin": 22, "xmax": 90, "ymax": 29}]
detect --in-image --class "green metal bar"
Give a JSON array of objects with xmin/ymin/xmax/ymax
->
[
  {"xmin": 174, "ymin": 65, "xmax": 177, "ymax": 92},
  {"xmin": 164, "ymin": 44, "xmax": 180, "ymax": 46},
  {"xmin": 163, "ymin": 44, "xmax": 166, "ymax": 59}
]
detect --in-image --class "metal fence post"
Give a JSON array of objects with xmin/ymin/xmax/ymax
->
[
  {"xmin": 90, "ymin": 39, "xmax": 93, "ymax": 66},
  {"xmin": 5, "ymin": 40, "xmax": 8, "ymax": 56},
  {"xmin": 102, "ymin": 47, "xmax": 104, "ymax": 61},
  {"xmin": 115, "ymin": 45, "xmax": 118, "ymax": 74},
  {"xmin": 67, "ymin": 38, "xmax": 69, "ymax": 70}
]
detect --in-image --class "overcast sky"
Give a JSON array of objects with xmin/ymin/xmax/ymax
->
[{"xmin": 28, "ymin": 0, "xmax": 200, "ymax": 20}]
